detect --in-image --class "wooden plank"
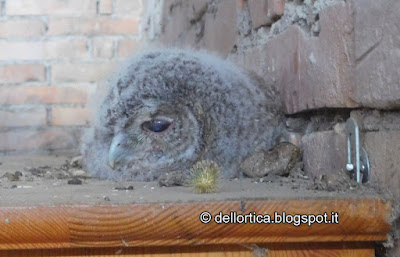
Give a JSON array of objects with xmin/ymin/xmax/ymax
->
[
  {"xmin": 0, "ymin": 243, "xmax": 375, "ymax": 257},
  {"xmin": 0, "ymin": 199, "xmax": 392, "ymax": 250}
]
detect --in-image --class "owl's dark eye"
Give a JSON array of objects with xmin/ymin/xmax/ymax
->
[{"xmin": 142, "ymin": 119, "xmax": 172, "ymax": 133}]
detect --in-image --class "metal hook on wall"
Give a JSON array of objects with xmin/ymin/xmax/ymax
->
[{"xmin": 345, "ymin": 118, "xmax": 370, "ymax": 183}]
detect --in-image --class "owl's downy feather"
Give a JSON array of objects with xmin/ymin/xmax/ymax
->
[{"xmin": 82, "ymin": 48, "xmax": 283, "ymax": 180}]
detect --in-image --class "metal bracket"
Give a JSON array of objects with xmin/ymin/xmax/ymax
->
[{"xmin": 346, "ymin": 118, "xmax": 370, "ymax": 183}]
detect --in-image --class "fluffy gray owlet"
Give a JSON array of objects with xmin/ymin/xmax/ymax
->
[{"xmin": 82, "ymin": 49, "xmax": 283, "ymax": 181}]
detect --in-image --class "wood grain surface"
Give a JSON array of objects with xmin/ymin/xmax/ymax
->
[
  {"xmin": 0, "ymin": 199, "xmax": 392, "ymax": 250},
  {"xmin": 0, "ymin": 243, "xmax": 375, "ymax": 257}
]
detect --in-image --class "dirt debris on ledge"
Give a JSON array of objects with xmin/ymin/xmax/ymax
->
[{"xmin": 0, "ymin": 150, "xmax": 389, "ymax": 208}]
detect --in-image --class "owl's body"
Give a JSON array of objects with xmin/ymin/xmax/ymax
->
[{"xmin": 82, "ymin": 49, "xmax": 283, "ymax": 180}]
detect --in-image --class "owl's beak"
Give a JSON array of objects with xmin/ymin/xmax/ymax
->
[{"xmin": 108, "ymin": 133, "xmax": 126, "ymax": 169}]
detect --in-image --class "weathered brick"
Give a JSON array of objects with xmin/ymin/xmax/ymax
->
[
  {"xmin": 114, "ymin": 0, "xmax": 142, "ymax": 16},
  {"xmin": 231, "ymin": 2, "xmax": 355, "ymax": 114},
  {"xmin": 93, "ymin": 38, "xmax": 114, "ymax": 59},
  {"xmin": 293, "ymin": 2, "xmax": 356, "ymax": 113},
  {"xmin": 0, "ymin": 108, "xmax": 47, "ymax": 127},
  {"xmin": 6, "ymin": 0, "xmax": 96, "ymax": 16},
  {"xmin": 117, "ymin": 39, "xmax": 141, "ymax": 57},
  {"xmin": 158, "ymin": 0, "xmax": 192, "ymax": 46},
  {"xmin": 0, "ymin": 129, "xmax": 81, "ymax": 151},
  {"xmin": 302, "ymin": 130, "xmax": 347, "ymax": 179},
  {"xmin": 48, "ymin": 18, "xmax": 139, "ymax": 36},
  {"xmin": 248, "ymin": 0, "xmax": 285, "ymax": 28},
  {"xmin": 0, "ymin": 64, "xmax": 46, "ymax": 84},
  {"xmin": 354, "ymin": 0, "xmax": 400, "ymax": 109},
  {"xmin": 201, "ymin": 0, "xmax": 237, "ymax": 56},
  {"xmin": 157, "ymin": 0, "xmax": 236, "ymax": 56},
  {"xmin": 0, "ymin": 19, "xmax": 46, "ymax": 38},
  {"xmin": 98, "ymin": 0, "xmax": 113, "ymax": 14},
  {"xmin": 0, "ymin": 40, "xmax": 87, "ymax": 61},
  {"xmin": 229, "ymin": 26, "xmax": 299, "ymax": 111},
  {"xmin": 0, "ymin": 85, "xmax": 88, "ymax": 105},
  {"xmin": 269, "ymin": 0, "xmax": 285, "ymax": 15},
  {"xmin": 364, "ymin": 131, "xmax": 400, "ymax": 200},
  {"xmin": 52, "ymin": 107, "xmax": 90, "ymax": 126},
  {"xmin": 52, "ymin": 62, "xmax": 117, "ymax": 83}
]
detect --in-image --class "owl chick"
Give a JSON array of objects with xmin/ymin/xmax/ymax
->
[{"xmin": 82, "ymin": 49, "xmax": 283, "ymax": 181}]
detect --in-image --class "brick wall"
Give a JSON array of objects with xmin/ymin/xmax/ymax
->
[
  {"xmin": 0, "ymin": 0, "xmax": 142, "ymax": 153},
  {"xmin": 142, "ymin": 0, "xmax": 400, "ymax": 255}
]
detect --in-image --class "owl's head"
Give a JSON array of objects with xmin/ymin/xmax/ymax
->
[
  {"xmin": 92, "ymin": 49, "xmax": 231, "ymax": 178},
  {"xmin": 107, "ymin": 99, "xmax": 204, "ymax": 174}
]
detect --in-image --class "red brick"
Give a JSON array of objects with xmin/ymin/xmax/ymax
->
[
  {"xmin": 92, "ymin": 38, "xmax": 114, "ymax": 59},
  {"xmin": 270, "ymin": 0, "xmax": 285, "ymax": 15},
  {"xmin": 302, "ymin": 131, "xmax": 347, "ymax": 179},
  {"xmin": 231, "ymin": 2, "xmax": 355, "ymax": 114},
  {"xmin": 0, "ymin": 108, "xmax": 47, "ymax": 127},
  {"xmin": 158, "ymin": 0, "xmax": 191, "ymax": 46},
  {"xmin": 114, "ymin": 0, "xmax": 142, "ymax": 16},
  {"xmin": 117, "ymin": 39, "xmax": 141, "ymax": 57},
  {"xmin": 0, "ymin": 19, "xmax": 46, "ymax": 38},
  {"xmin": 0, "ymin": 85, "xmax": 88, "ymax": 105},
  {"xmin": 51, "ymin": 62, "xmax": 117, "ymax": 83},
  {"xmin": 202, "ymin": 0, "xmax": 237, "ymax": 56},
  {"xmin": 248, "ymin": 0, "xmax": 285, "ymax": 28},
  {"xmin": 364, "ymin": 131, "xmax": 400, "ymax": 200},
  {"xmin": 52, "ymin": 107, "xmax": 90, "ymax": 126},
  {"xmin": 354, "ymin": 0, "xmax": 400, "ymax": 109},
  {"xmin": 6, "ymin": 0, "xmax": 96, "ymax": 16},
  {"xmin": 157, "ymin": 0, "xmax": 236, "ymax": 55},
  {"xmin": 230, "ymin": 26, "xmax": 299, "ymax": 112},
  {"xmin": 99, "ymin": 0, "xmax": 113, "ymax": 15},
  {"xmin": 0, "ymin": 129, "xmax": 81, "ymax": 151},
  {"xmin": 0, "ymin": 64, "xmax": 46, "ymax": 84},
  {"xmin": 48, "ymin": 18, "xmax": 139, "ymax": 36},
  {"xmin": 0, "ymin": 40, "xmax": 87, "ymax": 61},
  {"xmin": 293, "ymin": 2, "xmax": 356, "ymax": 113}
]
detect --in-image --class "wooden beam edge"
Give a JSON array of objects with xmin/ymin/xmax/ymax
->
[{"xmin": 0, "ymin": 198, "xmax": 392, "ymax": 250}]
